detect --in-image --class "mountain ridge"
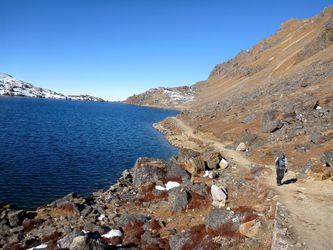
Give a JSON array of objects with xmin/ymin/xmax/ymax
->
[
  {"xmin": 124, "ymin": 86, "xmax": 195, "ymax": 110},
  {"xmin": 0, "ymin": 72, "xmax": 105, "ymax": 102}
]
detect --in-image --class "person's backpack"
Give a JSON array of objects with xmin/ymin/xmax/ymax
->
[{"xmin": 277, "ymin": 157, "xmax": 286, "ymax": 169}]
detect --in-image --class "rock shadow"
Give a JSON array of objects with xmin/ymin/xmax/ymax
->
[{"xmin": 282, "ymin": 178, "xmax": 297, "ymax": 185}]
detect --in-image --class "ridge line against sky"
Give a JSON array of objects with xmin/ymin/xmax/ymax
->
[{"xmin": 1, "ymin": 0, "xmax": 332, "ymax": 101}]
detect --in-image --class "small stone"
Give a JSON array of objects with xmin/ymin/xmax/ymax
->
[
  {"xmin": 236, "ymin": 142, "xmax": 246, "ymax": 151},
  {"xmin": 239, "ymin": 219, "xmax": 261, "ymax": 238},
  {"xmin": 219, "ymin": 158, "xmax": 229, "ymax": 169},
  {"xmin": 211, "ymin": 184, "xmax": 227, "ymax": 204}
]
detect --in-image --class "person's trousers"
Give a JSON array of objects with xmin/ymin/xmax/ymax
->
[{"xmin": 276, "ymin": 168, "xmax": 285, "ymax": 185}]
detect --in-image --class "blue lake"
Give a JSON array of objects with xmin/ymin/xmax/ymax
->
[{"xmin": 0, "ymin": 97, "xmax": 178, "ymax": 209}]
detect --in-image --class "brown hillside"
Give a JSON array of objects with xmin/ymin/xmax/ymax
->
[{"xmin": 180, "ymin": 6, "xmax": 333, "ymax": 170}]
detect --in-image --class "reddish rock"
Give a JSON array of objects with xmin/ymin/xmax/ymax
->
[
  {"xmin": 188, "ymin": 192, "xmax": 209, "ymax": 209},
  {"xmin": 239, "ymin": 219, "xmax": 261, "ymax": 238},
  {"xmin": 169, "ymin": 224, "xmax": 219, "ymax": 250},
  {"xmin": 122, "ymin": 220, "xmax": 145, "ymax": 246}
]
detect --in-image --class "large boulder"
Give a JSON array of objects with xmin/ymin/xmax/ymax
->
[
  {"xmin": 8, "ymin": 210, "xmax": 26, "ymax": 227},
  {"xmin": 204, "ymin": 208, "xmax": 236, "ymax": 231},
  {"xmin": 168, "ymin": 187, "xmax": 189, "ymax": 212},
  {"xmin": 166, "ymin": 163, "xmax": 191, "ymax": 183},
  {"xmin": 69, "ymin": 234, "xmax": 107, "ymax": 250},
  {"xmin": 203, "ymin": 151, "xmax": 222, "ymax": 170},
  {"xmin": 309, "ymin": 130, "xmax": 326, "ymax": 144},
  {"xmin": 169, "ymin": 224, "xmax": 219, "ymax": 250},
  {"xmin": 261, "ymin": 109, "xmax": 283, "ymax": 133},
  {"xmin": 116, "ymin": 214, "xmax": 148, "ymax": 228},
  {"xmin": 140, "ymin": 231, "xmax": 168, "ymax": 249},
  {"xmin": 177, "ymin": 149, "xmax": 205, "ymax": 175},
  {"xmin": 57, "ymin": 230, "xmax": 84, "ymax": 249},
  {"xmin": 238, "ymin": 130, "xmax": 263, "ymax": 147},
  {"xmin": 322, "ymin": 151, "xmax": 333, "ymax": 167},
  {"xmin": 307, "ymin": 164, "xmax": 332, "ymax": 180},
  {"xmin": 51, "ymin": 192, "xmax": 78, "ymax": 207},
  {"xmin": 133, "ymin": 158, "xmax": 167, "ymax": 187},
  {"xmin": 211, "ymin": 185, "xmax": 227, "ymax": 208}
]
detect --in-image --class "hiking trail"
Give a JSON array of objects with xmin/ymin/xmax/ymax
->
[{"xmin": 170, "ymin": 117, "xmax": 333, "ymax": 250}]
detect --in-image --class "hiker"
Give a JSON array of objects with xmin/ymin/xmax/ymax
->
[{"xmin": 275, "ymin": 153, "xmax": 288, "ymax": 186}]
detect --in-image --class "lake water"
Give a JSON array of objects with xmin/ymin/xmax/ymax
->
[{"xmin": 0, "ymin": 97, "xmax": 178, "ymax": 209}]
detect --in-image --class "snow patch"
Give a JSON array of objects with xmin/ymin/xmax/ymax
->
[
  {"xmin": 27, "ymin": 244, "xmax": 48, "ymax": 250},
  {"xmin": 98, "ymin": 214, "xmax": 106, "ymax": 221},
  {"xmin": 102, "ymin": 229, "xmax": 123, "ymax": 238},
  {"xmin": 155, "ymin": 185, "xmax": 166, "ymax": 191},
  {"xmin": 165, "ymin": 181, "xmax": 180, "ymax": 190},
  {"xmin": 155, "ymin": 181, "xmax": 180, "ymax": 191}
]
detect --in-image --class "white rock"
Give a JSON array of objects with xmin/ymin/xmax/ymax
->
[
  {"xmin": 98, "ymin": 214, "xmax": 105, "ymax": 221},
  {"xmin": 27, "ymin": 244, "xmax": 48, "ymax": 250},
  {"xmin": 236, "ymin": 142, "xmax": 246, "ymax": 151},
  {"xmin": 203, "ymin": 170, "xmax": 210, "ymax": 177},
  {"xmin": 219, "ymin": 158, "xmax": 229, "ymax": 169},
  {"xmin": 316, "ymin": 105, "xmax": 322, "ymax": 110},
  {"xmin": 212, "ymin": 200, "xmax": 226, "ymax": 208},
  {"xmin": 155, "ymin": 185, "xmax": 166, "ymax": 191},
  {"xmin": 102, "ymin": 229, "xmax": 123, "ymax": 238},
  {"xmin": 211, "ymin": 184, "xmax": 227, "ymax": 202},
  {"xmin": 165, "ymin": 181, "xmax": 180, "ymax": 190}
]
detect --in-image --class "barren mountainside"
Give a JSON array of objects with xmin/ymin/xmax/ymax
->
[
  {"xmin": 124, "ymin": 86, "xmax": 195, "ymax": 110},
  {"xmin": 182, "ymin": 6, "xmax": 333, "ymax": 168},
  {"xmin": 136, "ymin": 6, "xmax": 333, "ymax": 171}
]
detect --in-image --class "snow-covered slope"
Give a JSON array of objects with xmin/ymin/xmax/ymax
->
[
  {"xmin": 124, "ymin": 86, "xmax": 195, "ymax": 110},
  {"xmin": 0, "ymin": 73, "xmax": 105, "ymax": 102}
]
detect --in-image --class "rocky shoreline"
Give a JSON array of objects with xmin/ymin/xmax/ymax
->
[{"xmin": 0, "ymin": 116, "xmax": 284, "ymax": 250}]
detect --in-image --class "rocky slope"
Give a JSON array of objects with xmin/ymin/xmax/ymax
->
[
  {"xmin": 0, "ymin": 141, "xmax": 277, "ymax": 249},
  {"xmin": 124, "ymin": 86, "xmax": 195, "ymax": 110},
  {"xmin": 178, "ymin": 6, "xmax": 333, "ymax": 172},
  {"xmin": 0, "ymin": 73, "xmax": 105, "ymax": 102}
]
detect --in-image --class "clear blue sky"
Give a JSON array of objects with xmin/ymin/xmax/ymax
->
[{"xmin": 1, "ymin": 0, "xmax": 332, "ymax": 100}]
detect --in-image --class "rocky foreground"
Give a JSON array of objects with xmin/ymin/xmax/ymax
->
[
  {"xmin": 3, "ymin": 115, "xmax": 332, "ymax": 249},
  {"xmin": 0, "ymin": 130, "xmax": 277, "ymax": 249}
]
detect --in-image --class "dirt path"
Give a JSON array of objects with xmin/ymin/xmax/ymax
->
[{"xmin": 170, "ymin": 117, "xmax": 333, "ymax": 250}]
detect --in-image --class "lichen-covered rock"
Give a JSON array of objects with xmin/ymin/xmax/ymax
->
[
  {"xmin": 168, "ymin": 187, "xmax": 189, "ymax": 212},
  {"xmin": 204, "ymin": 209, "xmax": 235, "ymax": 231},
  {"xmin": 8, "ymin": 210, "xmax": 26, "ymax": 227},
  {"xmin": 133, "ymin": 158, "xmax": 167, "ymax": 187},
  {"xmin": 177, "ymin": 149, "xmax": 205, "ymax": 175},
  {"xmin": 261, "ymin": 109, "xmax": 283, "ymax": 133},
  {"xmin": 169, "ymin": 224, "xmax": 219, "ymax": 250},
  {"xmin": 57, "ymin": 230, "xmax": 84, "ymax": 249},
  {"xmin": 203, "ymin": 151, "xmax": 222, "ymax": 170},
  {"xmin": 166, "ymin": 163, "xmax": 191, "ymax": 183},
  {"xmin": 322, "ymin": 151, "xmax": 333, "ymax": 167},
  {"xmin": 69, "ymin": 234, "xmax": 107, "ymax": 250},
  {"xmin": 309, "ymin": 130, "xmax": 326, "ymax": 144}
]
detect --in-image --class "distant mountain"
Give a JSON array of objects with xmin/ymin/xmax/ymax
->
[
  {"xmin": 0, "ymin": 73, "xmax": 105, "ymax": 102},
  {"xmin": 124, "ymin": 86, "xmax": 195, "ymax": 110}
]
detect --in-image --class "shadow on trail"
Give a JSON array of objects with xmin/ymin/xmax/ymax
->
[{"xmin": 283, "ymin": 178, "xmax": 298, "ymax": 185}]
